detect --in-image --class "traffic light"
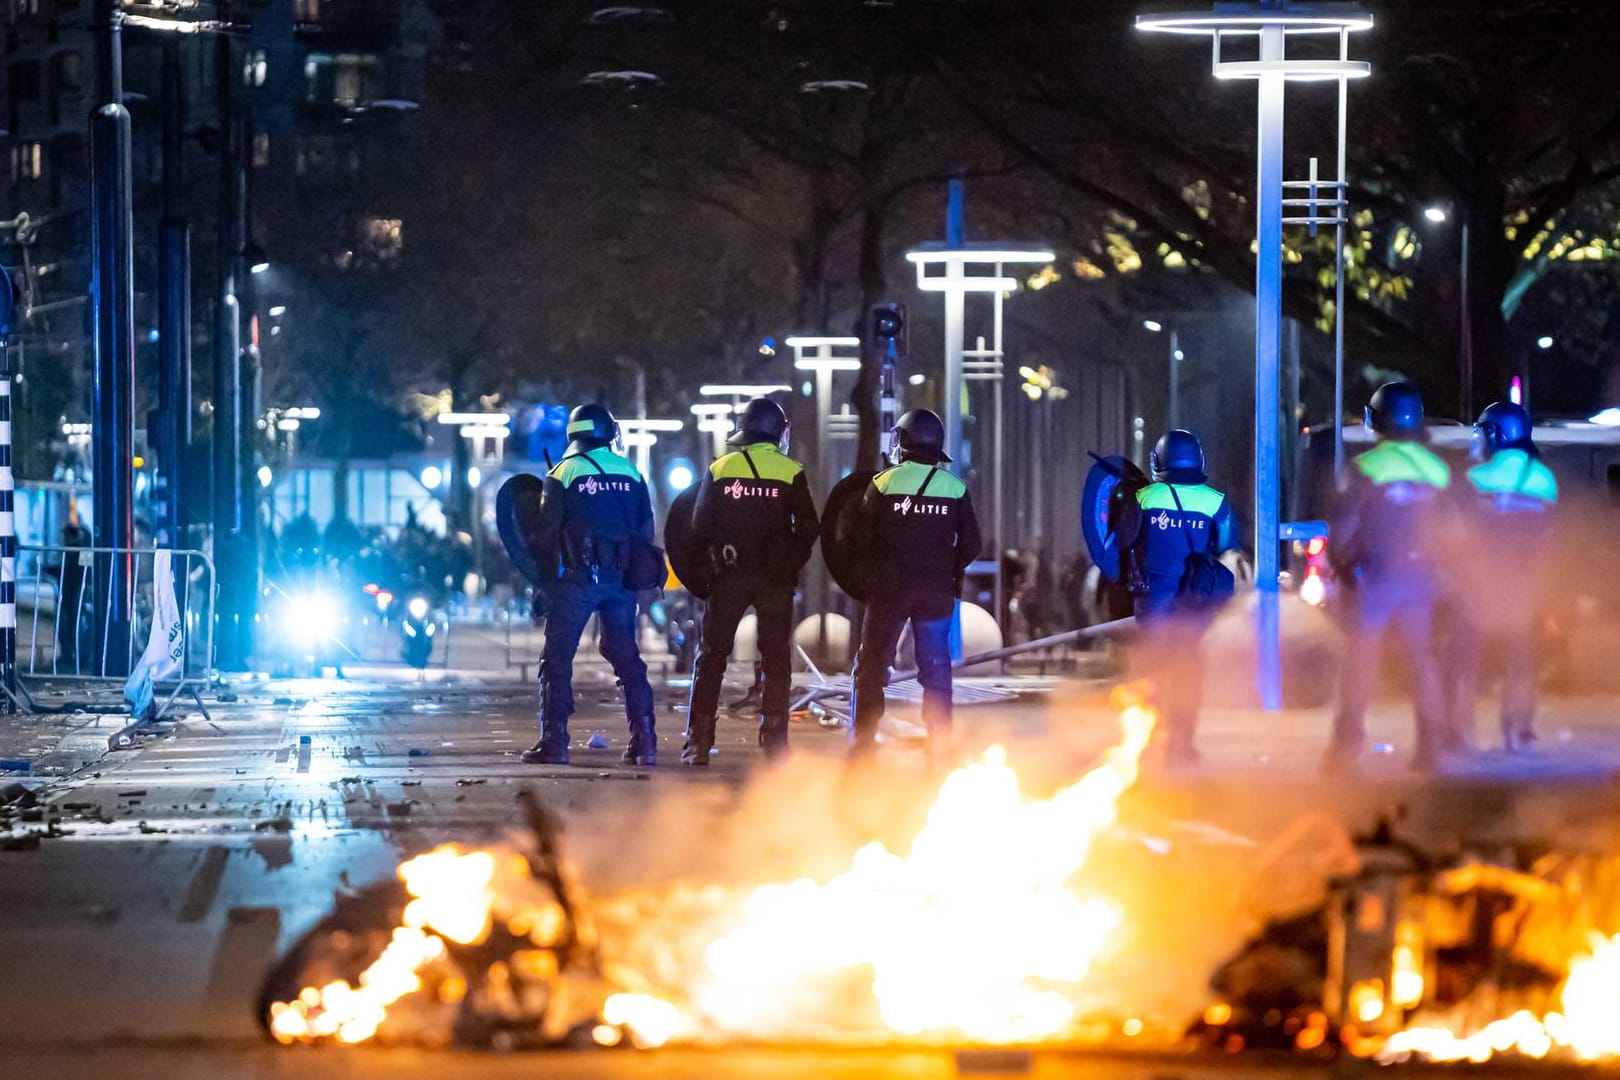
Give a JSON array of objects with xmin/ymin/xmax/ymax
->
[{"xmin": 867, "ymin": 302, "xmax": 907, "ymax": 362}]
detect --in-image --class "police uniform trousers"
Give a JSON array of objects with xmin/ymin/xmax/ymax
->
[
  {"xmin": 851, "ymin": 586, "xmax": 954, "ymax": 748},
  {"xmin": 1330, "ymin": 573, "xmax": 1448, "ymax": 765},
  {"xmin": 1132, "ymin": 592, "xmax": 1210, "ymax": 759},
  {"xmin": 1446, "ymin": 583, "xmax": 1540, "ymax": 749},
  {"xmin": 539, "ymin": 574, "xmax": 654, "ymax": 733},
  {"xmin": 688, "ymin": 573, "xmax": 794, "ymax": 724}
]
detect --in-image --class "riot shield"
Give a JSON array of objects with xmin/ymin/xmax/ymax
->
[
  {"xmin": 819, "ymin": 469, "xmax": 878, "ymax": 603},
  {"xmin": 495, "ymin": 473, "xmax": 549, "ymax": 588},
  {"xmin": 662, "ymin": 485, "xmax": 714, "ymax": 599},
  {"xmin": 1081, "ymin": 453, "xmax": 1149, "ymax": 581}
]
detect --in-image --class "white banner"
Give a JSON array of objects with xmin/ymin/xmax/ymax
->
[{"xmin": 123, "ymin": 549, "xmax": 185, "ymax": 718}]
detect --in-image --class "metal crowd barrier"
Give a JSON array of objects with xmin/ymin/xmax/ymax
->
[{"xmin": 14, "ymin": 544, "xmax": 216, "ymax": 723}]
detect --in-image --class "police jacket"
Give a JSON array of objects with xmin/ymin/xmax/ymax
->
[
  {"xmin": 531, "ymin": 443, "xmax": 654, "ymax": 583},
  {"xmin": 1466, "ymin": 448, "xmax": 1558, "ymax": 517},
  {"xmin": 1117, "ymin": 479, "xmax": 1237, "ymax": 599},
  {"xmin": 1329, "ymin": 440, "xmax": 1452, "ymax": 584},
  {"xmin": 693, "ymin": 442, "xmax": 819, "ymax": 584},
  {"xmin": 858, "ymin": 459, "xmax": 982, "ymax": 595},
  {"xmin": 1455, "ymin": 448, "xmax": 1559, "ymax": 606}
]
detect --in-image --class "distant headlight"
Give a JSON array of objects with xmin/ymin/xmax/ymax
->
[
  {"xmin": 1300, "ymin": 572, "xmax": 1327, "ymax": 607},
  {"xmin": 288, "ymin": 593, "xmax": 339, "ymax": 644},
  {"xmin": 407, "ymin": 597, "xmax": 430, "ymax": 621}
]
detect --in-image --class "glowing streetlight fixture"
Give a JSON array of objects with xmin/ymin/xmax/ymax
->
[
  {"xmin": 787, "ymin": 335, "xmax": 863, "ymax": 495},
  {"xmin": 436, "ymin": 411, "xmax": 511, "ymax": 427},
  {"xmin": 617, "ymin": 417, "xmax": 685, "ymax": 479},
  {"xmin": 698, "ymin": 384, "xmax": 790, "ymax": 398},
  {"xmin": 1423, "ymin": 205, "xmax": 1449, "ymax": 224}
]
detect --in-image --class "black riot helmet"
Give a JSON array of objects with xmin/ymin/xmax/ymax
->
[
  {"xmin": 1151, "ymin": 429, "xmax": 1206, "ymax": 483},
  {"xmin": 565, "ymin": 402, "xmax": 618, "ymax": 450},
  {"xmin": 892, "ymin": 408, "xmax": 951, "ymax": 464},
  {"xmin": 1473, "ymin": 400, "xmax": 1533, "ymax": 459},
  {"xmin": 728, "ymin": 397, "xmax": 789, "ymax": 448},
  {"xmin": 1365, "ymin": 382, "xmax": 1425, "ymax": 441}
]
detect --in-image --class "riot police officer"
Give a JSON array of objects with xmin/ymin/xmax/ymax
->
[
  {"xmin": 521, "ymin": 403, "xmax": 659, "ymax": 767},
  {"xmin": 1448, "ymin": 401, "xmax": 1558, "ymax": 751},
  {"xmin": 1327, "ymin": 382, "xmax": 1453, "ymax": 771},
  {"xmin": 1114, "ymin": 429, "xmax": 1237, "ymax": 765},
  {"xmin": 848, "ymin": 409, "xmax": 982, "ymax": 765},
  {"xmin": 681, "ymin": 398, "xmax": 819, "ymax": 764}
]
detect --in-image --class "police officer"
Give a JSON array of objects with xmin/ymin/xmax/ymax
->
[
  {"xmin": 682, "ymin": 398, "xmax": 819, "ymax": 764},
  {"xmin": 1326, "ymin": 382, "xmax": 1453, "ymax": 771},
  {"xmin": 1114, "ymin": 429, "xmax": 1237, "ymax": 765},
  {"xmin": 1448, "ymin": 401, "xmax": 1558, "ymax": 751},
  {"xmin": 520, "ymin": 403, "xmax": 659, "ymax": 766},
  {"xmin": 849, "ymin": 409, "xmax": 981, "ymax": 765}
]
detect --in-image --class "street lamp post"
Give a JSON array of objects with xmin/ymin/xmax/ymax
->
[
  {"xmin": 903, "ymin": 227, "xmax": 1053, "ymax": 464},
  {"xmin": 906, "ymin": 199, "xmax": 1050, "ymax": 643},
  {"xmin": 437, "ymin": 412, "xmax": 511, "ymax": 597},
  {"xmin": 155, "ymin": 34, "xmax": 192, "ymax": 550},
  {"xmin": 785, "ymin": 336, "xmax": 861, "ymax": 498},
  {"xmin": 1138, "ymin": 1, "xmax": 1371, "ymax": 711},
  {"xmin": 90, "ymin": 0, "xmax": 137, "ymax": 675},
  {"xmin": 616, "ymin": 418, "xmax": 685, "ymax": 486},
  {"xmin": 1424, "ymin": 205, "xmax": 1473, "ymax": 420},
  {"xmin": 689, "ymin": 402, "xmax": 733, "ymax": 461},
  {"xmin": 1141, "ymin": 319, "xmax": 1185, "ymax": 428},
  {"xmin": 786, "ymin": 336, "xmax": 861, "ymax": 648}
]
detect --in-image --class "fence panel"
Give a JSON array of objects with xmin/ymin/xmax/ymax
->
[{"xmin": 16, "ymin": 544, "xmax": 215, "ymax": 721}]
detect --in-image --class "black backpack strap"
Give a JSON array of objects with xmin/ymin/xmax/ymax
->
[
  {"xmin": 562, "ymin": 450, "xmax": 608, "ymax": 475},
  {"xmin": 1166, "ymin": 484, "xmax": 1213, "ymax": 555},
  {"xmin": 916, "ymin": 466, "xmax": 940, "ymax": 498},
  {"xmin": 739, "ymin": 449, "xmax": 762, "ymax": 480}
]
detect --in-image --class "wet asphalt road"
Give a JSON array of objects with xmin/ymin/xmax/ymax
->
[{"xmin": 7, "ymin": 658, "xmax": 1620, "ymax": 1076}]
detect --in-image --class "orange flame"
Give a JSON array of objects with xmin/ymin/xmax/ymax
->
[
  {"xmin": 1379, "ymin": 931, "xmax": 1620, "ymax": 1063},
  {"xmin": 672, "ymin": 702, "xmax": 1157, "ymax": 1042},
  {"xmin": 271, "ymin": 702, "xmax": 1158, "ymax": 1049}
]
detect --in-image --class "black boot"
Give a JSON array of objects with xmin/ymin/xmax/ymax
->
[
  {"xmin": 521, "ymin": 725, "xmax": 570, "ymax": 765},
  {"xmin": 758, "ymin": 714, "xmax": 789, "ymax": 760},
  {"xmin": 848, "ymin": 717, "xmax": 879, "ymax": 763},
  {"xmin": 624, "ymin": 715, "xmax": 657, "ymax": 766},
  {"xmin": 682, "ymin": 714, "xmax": 715, "ymax": 766}
]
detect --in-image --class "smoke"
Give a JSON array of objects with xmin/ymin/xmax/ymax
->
[{"xmin": 559, "ymin": 686, "xmax": 1365, "ymax": 1044}]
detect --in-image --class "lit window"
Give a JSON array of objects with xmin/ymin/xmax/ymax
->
[
  {"xmin": 304, "ymin": 52, "xmax": 381, "ymax": 107},
  {"xmin": 14, "ymin": 143, "xmax": 43, "ymax": 181},
  {"xmin": 358, "ymin": 217, "xmax": 403, "ymax": 262},
  {"xmin": 253, "ymin": 132, "xmax": 270, "ymax": 168}
]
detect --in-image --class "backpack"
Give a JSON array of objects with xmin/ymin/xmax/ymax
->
[{"xmin": 1168, "ymin": 485, "xmax": 1235, "ymax": 612}]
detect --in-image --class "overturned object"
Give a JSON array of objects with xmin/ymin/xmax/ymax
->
[{"xmin": 258, "ymin": 791, "xmax": 663, "ymax": 1049}]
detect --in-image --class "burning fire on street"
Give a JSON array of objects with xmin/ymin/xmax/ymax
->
[{"xmin": 261, "ymin": 691, "xmax": 1620, "ymax": 1065}]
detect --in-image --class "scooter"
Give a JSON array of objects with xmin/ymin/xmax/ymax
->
[{"xmin": 400, "ymin": 594, "xmax": 437, "ymax": 669}]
